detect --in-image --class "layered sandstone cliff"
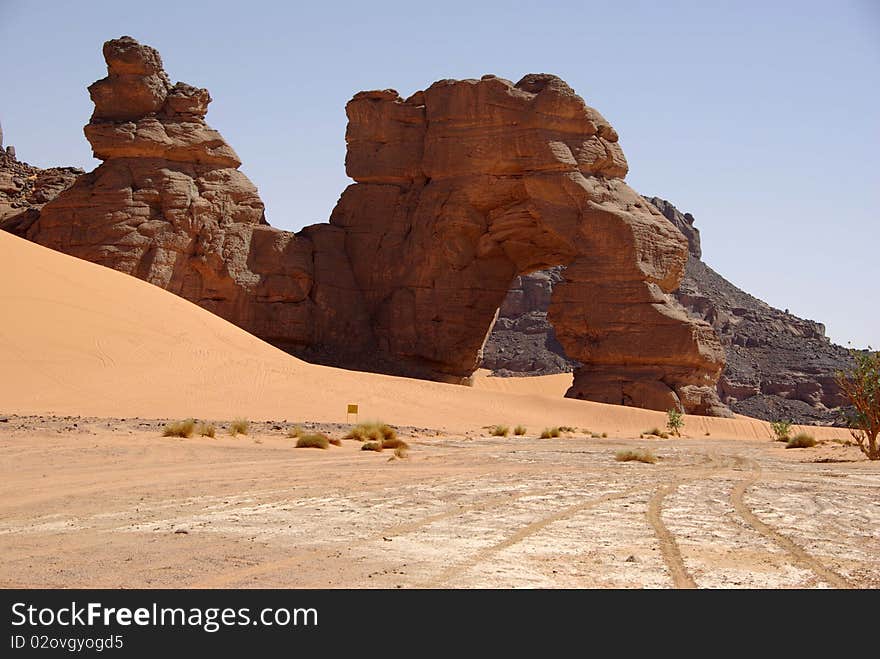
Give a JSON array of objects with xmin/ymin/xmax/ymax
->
[{"xmin": 8, "ymin": 37, "xmax": 729, "ymax": 415}]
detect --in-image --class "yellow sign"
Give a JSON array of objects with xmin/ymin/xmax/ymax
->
[{"xmin": 347, "ymin": 404, "xmax": 359, "ymax": 414}]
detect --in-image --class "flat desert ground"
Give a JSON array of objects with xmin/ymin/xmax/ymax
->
[{"xmin": 1, "ymin": 231, "xmax": 878, "ymax": 588}]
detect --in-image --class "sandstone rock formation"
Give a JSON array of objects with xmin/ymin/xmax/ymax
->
[
  {"xmin": 10, "ymin": 36, "xmax": 337, "ymax": 352},
  {"xmin": 8, "ymin": 36, "xmax": 729, "ymax": 415},
  {"xmin": 0, "ymin": 147, "xmax": 82, "ymax": 230},
  {"xmin": 483, "ymin": 198, "xmax": 853, "ymax": 424}
]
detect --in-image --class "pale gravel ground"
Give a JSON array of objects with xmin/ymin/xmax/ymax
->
[{"xmin": 0, "ymin": 416, "xmax": 877, "ymax": 589}]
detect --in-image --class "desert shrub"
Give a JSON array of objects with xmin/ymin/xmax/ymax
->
[
  {"xmin": 197, "ymin": 422, "xmax": 215, "ymax": 438},
  {"xmin": 513, "ymin": 425, "xmax": 527, "ymax": 436},
  {"xmin": 770, "ymin": 420, "xmax": 792, "ymax": 442},
  {"xmin": 601, "ymin": 432, "xmax": 608, "ymax": 438},
  {"xmin": 835, "ymin": 349, "xmax": 880, "ymax": 460},
  {"xmin": 287, "ymin": 425, "xmax": 303, "ymax": 439},
  {"xmin": 615, "ymin": 449, "xmax": 658, "ymax": 464},
  {"xmin": 295, "ymin": 433, "xmax": 330, "ymax": 449},
  {"xmin": 382, "ymin": 437, "xmax": 409, "ymax": 450},
  {"xmin": 163, "ymin": 419, "xmax": 195, "ymax": 438},
  {"xmin": 230, "ymin": 418, "xmax": 249, "ymax": 436},
  {"xmin": 540, "ymin": 427, "xmax": 561, "ymax": 439},
  {"xmin": 786, "ymin": 433, "xmax": 817, "ymax": 449},
  {"xmin": 666, "ymin": 409, "xmax": 684, "ymax": 437},
  {"xmin": 361, "ymin": 441, "xmax": 383, "ymax": 452},
  {"xmin": 490, "ymin": 425, "xmax": 509, "ymax": 437},
  {"xmin": 345, "ymin": 422, "xmax": 396, "ymax": 442}
]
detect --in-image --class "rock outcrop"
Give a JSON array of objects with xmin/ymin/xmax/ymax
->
[
  {"xmin": 480, "ymin": 267, "xmax": 579, "ymax": 376},
  {"xmin": 483, "ymin": 198, "xmax": 853, "ymax": 424},
  {"xmin": 7, "ymin": 37, "xmax": 729, "ymax": 415},
  {"xmin": 0, "ymin": 145, "xmax": 82, "ymax": 231},
  {"xmin": 10, "ymin": 36, "xmax": 334, "ymax": 351},
  {"xmin": 675, "ymin": 254, "xmax": 852, "ymax": 424}
]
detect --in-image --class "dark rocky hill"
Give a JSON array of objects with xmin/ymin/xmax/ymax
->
[{"xmin": 482, "ymin": 197, "xmax": 853, "ymax": 425}]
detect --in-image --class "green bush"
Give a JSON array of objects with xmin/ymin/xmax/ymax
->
[
  {"xmin": 770, "ymin": 420, "xmax": 792, "ymax": 442},
  {"xmin": 835, "ymin": 349, "xmax": 880, "ymax": 460},
  {"xmin": 666, "ymin": 409, "xmax": 684, "ymax": 437}
]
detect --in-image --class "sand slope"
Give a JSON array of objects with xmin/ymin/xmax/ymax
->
[{"xmin": 0, "ymin": 231, "xmax": 845, "ymax": 439}]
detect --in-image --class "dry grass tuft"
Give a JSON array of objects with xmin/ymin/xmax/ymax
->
[
  {"xmin": 786, "ymin": 433, "xmax": 817, "ymax": 449},
  {"xmin": 513, "ymin": 425, "xmax": 527, "ymax": 436},
  {"xmin": 490, "ymin": 425, "xmax": 509, "ymax": 437},
  {"xmin": 345, "ymin": 422, "xmax": 397, "ymax": 442},
  {"xmin": 197, "ymin": 422, "xmax": 215, "ymax": 438},
  {"xmin": 229, "ymin": 418, "xmax": 249, "ymax": 436},
  {"xmin": 361, "ymin": 441, "xmax": 383, "ymax": 452},
  {"xmin": 163, "ymin": 419, "xmax": 195, "ymax": 438},
  {"xmin": 295, "ymin": 433, "xmax": 330, "ymax": 449},
  {"xmin": 601, "ymin": 432, "xmax": 608, "ymax": 438},
  {"xmin": 540, "ymin": 427, "xmax": 561, "ymax": 439},
  {"xmin": 382, "ymin": 437, "xmax": 409, "ymax": 450},
  {"xmin": 615, "ymin": 449, "xmax": 658, "ymax": 464}
]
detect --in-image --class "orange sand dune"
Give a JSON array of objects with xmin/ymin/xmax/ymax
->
[{"xmin": 0, "ymin": 231, "xmax": 846, "ymax": 440}]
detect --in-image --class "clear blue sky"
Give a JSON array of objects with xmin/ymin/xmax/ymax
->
[{"xmin": 2, "ymin": 0, "xmax": 877, "ymax": 347}]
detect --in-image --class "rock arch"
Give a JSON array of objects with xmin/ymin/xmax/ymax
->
[
  {"xmin": 332, "ymin": 74, "xmax": 727, "ymax": 414},
  {"xmin": 11, "ymin": 37, "xmax": 728, "ymax": 415}
]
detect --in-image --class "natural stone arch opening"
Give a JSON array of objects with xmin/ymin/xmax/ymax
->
[
  {"xmin": 14, "ymin": 37, "xmax": 729, "ymax": 415},
  {"xmin": 332, "ymin": 74, "xmax": 728, "ymax": 414}
]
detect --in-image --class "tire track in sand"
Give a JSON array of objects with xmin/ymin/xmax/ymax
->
[
  {"xmin": 729, "ymin": 460, "xmax": 852, "ymax": 589},
  {"xmin": 427, "ymin": 486, "xmax": 654, "ymax": 588},
  {"xmin": 191, "ymin": 486, "xmax": 558, "ymax": 588},
  {"xmin": 647, "ymin": 481, "xmax": 697, "ymax": 589}
]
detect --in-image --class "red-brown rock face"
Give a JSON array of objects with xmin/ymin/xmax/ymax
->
[
  {"xmin": 334, "ymin": 74, "xmax": 728, "ymax": 414},
  {"xmin": 18, "ymin": 37, "xmax": 728, "ymax": 415},
  {"xmin": 18, "ymin": 36, "xmax": 354, "ymax": 351}
]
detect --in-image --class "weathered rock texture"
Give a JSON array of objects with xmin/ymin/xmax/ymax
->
[
  {"xmin": 8, "ymin": 37, "xmax": 729, "ymax": 415},
  {"xmin": 0, "ymin": 148, "xmax": 82, "ymax": 231},
  {"xmin": 9, "ymin": 37, "xmax": 333, "ymax": 351},
  {"xmin": 484, "ymin": 198, "xmax": 853, "ymax": 424},
  {"xmin": 675, "ymin": 254, "xmax": 852, "ymax": 424},
  {"xmin": 480, "ymin": 266, "xmax": 579, "ymax": 376}
]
